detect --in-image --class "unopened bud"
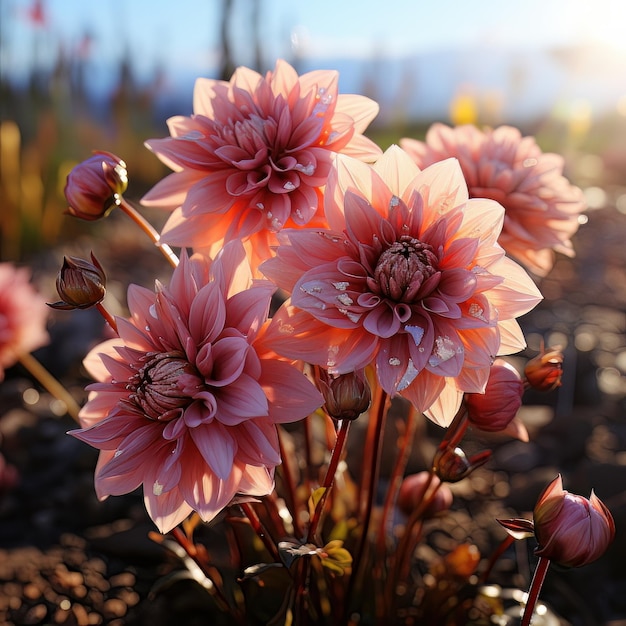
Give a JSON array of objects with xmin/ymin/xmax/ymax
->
[
  {"xmin": 525, "ymin": 344, "xmax": 564, "ymax": 391},
  {"xmin": 397, "ymin": 472, "xmax": 453, "ymax": 518},
  {"xmin": 318, "ymin": 369, "xmax": 371, "ymax": 421},
  {"xmin": 465, "ymin": 359, "xmax": 524, "ymax": 432},
  {"xmin": 48, "ymin": 253, "xmax": 106, "ymax": 310},
  {"xmin": 533, "ymin": 474, "xmax": 614, "ymax": 567},
  {"xmin": 65, "ymin": 151, "xmax": 128, "ymax": 220},
  {"xmin": 433, "ymin": 445, "xmax": 491, "ymax": 483}
]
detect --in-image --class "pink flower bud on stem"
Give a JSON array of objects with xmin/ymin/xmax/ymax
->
[
  {"xmin": 48, "ymin": 253, "xmax": 106, "ymax": 310},
  {"xmin": 519, "ymin": 475, "xmax": 614, "ymax": 626},
  {"xmin": 48, "ymin": 253, "xmax": 117, "ymax": 333},
  {"xmin": 317, "ymin": 368, "xmax": 371, "ymax": 421},
  {"xmin": 65, "ymin": 151, "xmax": 128, "ymax": 221},
  {"xmin": 433, "ymin": 445, "xmax": 492, "ymax": 483},
  {"xmin": 64, "ymin": 152, "xmax": 178, "ymax": 268},
  {"xmin": 533, "ymin": 474, "xmax": 614, "ymax": 567},
  {"xmin": 525, "ymin": 343, "xmax": 564, "ymax": 392},
  {"xmin": 465, "ymin": 359, "xmax": 524, "ymax": 435}
]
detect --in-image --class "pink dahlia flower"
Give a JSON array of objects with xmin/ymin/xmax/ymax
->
[
  {"xmin": 400, "ymin": 124, "xmax": 586, "ymax": 276},
  {"xmin": 142, "ymin": 59, "xmax": 381, "ymax": 270},
  {"xmin": 0, "ymin": 263, "xmax": 49, "ymax": 380},
  {"xmin": 70, "ymin": 242, "xmax": 323, "ymax": 533},
  {"xmin": 261, "ymin": 147, "xmax": 542, "ymax": 425}
]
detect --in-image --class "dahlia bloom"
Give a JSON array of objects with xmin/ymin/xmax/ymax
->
[
  {"xmin": 533, "ymin": 475, "xmax": 615, "ymax": 567},
  {"xmin": 261, "ymin": 147, "xmax": 542, "ymax": 425},
  {"xmin": 0, "ymin": 263, "xmax": 49, "ymax": 380},
  {"xmin": 400, "ymin": 124, "xmax": 586, "ymax": 276},
  {"xmin": 70, "ymin": 242, "xmax": 323, "ymax": 533},
  {"xmin": 142, "ymin": 59, "xmax": 381, "ymax": 270}
]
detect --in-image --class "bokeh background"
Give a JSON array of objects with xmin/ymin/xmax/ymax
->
[{"xmin": 1, "ymin": 1, "xmax": 626, "ymax": 624}]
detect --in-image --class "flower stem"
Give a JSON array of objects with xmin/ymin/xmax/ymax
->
[
  {"xmin": 17, "ymin": 352, "xmax": 81, "ymax": 423},
  {"xmin": 118, "ymin": 197, "xmax": 179, "ymax": 268},
  {"xmin": 521, "ymin": 556, "xmax": 551, "ymax": 626},
  {"xmin": 307, "ymin": 419, "xmax": 351, "ymax": 543},
  {"xmin": 347, "ymin": 385, "xmax": 389, "ymax": 614},
  {"xmin": 240, "ymin": 501, "xmax": 281, "ymax": 564},
  {"xmin": 374, "ymin": 404, "xmax": 419, "ymax": 620},
  {"xmin": 376, "ymin": 404, "xmax": 419, "ymax": 556},
  {"xmin": 480, "ymin": 534, "xmax": 515, "ymax": 583},
  {"xmin": 96, "ymin": 303, "xmax": 118, "ymax": 334},
  {"xmin": 278, "ymin": 429, "xmax": 303, "ymax": 539},
  {"xmin": 169, "ymin": 527, "xmax": 236, "ymax": 616}
]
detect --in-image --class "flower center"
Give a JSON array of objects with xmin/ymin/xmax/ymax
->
[
  {"xmin": 129, "ymin": 351, "xmax": 201, "ymax": 420},
  {"xmin": 373, "ymin": 236, "xmax": 438, "ymax": 301}
]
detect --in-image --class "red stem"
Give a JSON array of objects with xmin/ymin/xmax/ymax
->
[
  {"xmin": 278, "ymin": 428, "xmax": 304, "ymax": 538},
  {"xmin": 96, "ymin": 302, "xmax": 118, "ymax": 333},
  {"xmin": 376, "ymin": 404, "xmax": 418, "ymax": 556},
  {"xmin": 240, "ymin": 501, "xmax": 281, "ymax": 564},
  {"xmin": 307, "ymin": 419, "xmax": 351, "ymax": 543},
  {"xmin": 521, "ymin": 556, "xmax": 551, "ymax": 626},
  {"xmin": 169, "ymin": 527, "xmax": 233, "ymax": 614},
  {"xmin": 346, "ymin": 386, "xmax": 389, "ymax": 614},
  {"xmin": 118, "ymin": 197, "xmax": 179, "ymax": 268},
  {"xmin": 480, "ymin": 534, "xmax": 515, "ymax": 583}
]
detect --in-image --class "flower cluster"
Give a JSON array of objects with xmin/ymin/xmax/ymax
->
[{"xmin": 55, "ymin": 58, "xmax": 613, "ymax": 625}]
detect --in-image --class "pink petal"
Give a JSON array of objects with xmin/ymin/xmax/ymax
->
[
  {"xmin": 144, "ymin": 486, "xmax": 193, "ymax": 533},
  {"xmin": 258, "ymin": 359, "xmax": 323, "ymax": 423},
  {"xmin": 215, "ymin": 374, "xmax": 268, "ymax": 424},
  {"xmin": 190, "ymin": 421, "xmax": 236, "ymax": 480}
]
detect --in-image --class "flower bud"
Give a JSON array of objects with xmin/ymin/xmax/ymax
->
[
  {"xmin": 433, "ymin": 445, "xmax": 491, "ymax": 483},
  {"xmin": 533, "ymin": 474, "xmax": 615, "ymax": 567},
  {"xmin": 48, "ymin": 253, "xmax": 106, "ymax": 310},
  {"xmin": 397, "ymin": 471, "xmax": 453, "ymax": 518},
  {"xmin": 317, "ymin": 369, "xmax": 371, "ymax": 421},
  {"xmin": 465, "ymin": 359, "xmax": 524, "ymax": 432},
  {"xmin": 64, "ymin": 151, "xmax": 128, "ymax": 220},
  {"xmin": 525, "ymin": 344, "xmax": 564, "ymax": 392}
]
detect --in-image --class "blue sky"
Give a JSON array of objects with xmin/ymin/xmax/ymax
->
[
  {"xmin": 2, "ymin": 0, "xmax": 625, "ymax": 121},
  {"xmin": 4, "ymin": 0, "xmax": 626, "ymax": 75}
]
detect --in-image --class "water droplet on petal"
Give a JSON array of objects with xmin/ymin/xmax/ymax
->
[
  {"xmin": 333, "ymin": 281, "xmax": 349, "ymax": 291},
  {"xmin": 398, "ymin": 359, "xmax": 420, "ymax": 391},
  {"xmin": 389, "ymin": 357, "xmax": 401, "ymax": 366},
  {"xmin": 114, "ymin": 449, "xmax": 124, "ymax": 458},
  {"xmin": 318, "ymin": 87, "xmax": 333, "ymax": 105},
  {"xmin": 327, "ymin": 345, "xmax": 339, "ymax": 368},
  {"xmin": 428, "ymin": 335, "xmax": 456, "ymax": 366},
  {"xmin": 296, "ymin": 163, "xmax": 315, "ymax": 176},
  {"xmin": 278, "ymin": 321, "xmax": 294, "ymax": 334},
  {"xmin": 283, "ymin": 181, "xmax": 296, "ymax": 191},
  {"xmin": 468, "ymin": 303, "xmax": 488, "ymax": 322},
  {"xmin": 257, "ymin": 202, "xmax": 265, "ymax": 209},
  {"xmin": 336, "ymin": 293, "xmax": 353, "ymax": 306},
  {"xmin": 153, "ymin": 480, "xmax": 164, "ymax": 496},
  {"xmin": 405, "ymin": 325, "xmax": 425, "ymax": 346},
  {"xmin": 181, "ymin": 130, "xmax": 204, "ymax": 141},
  {"xmin": 523, "ymin": 158, "xmax": 538, "ymax": 167}
]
